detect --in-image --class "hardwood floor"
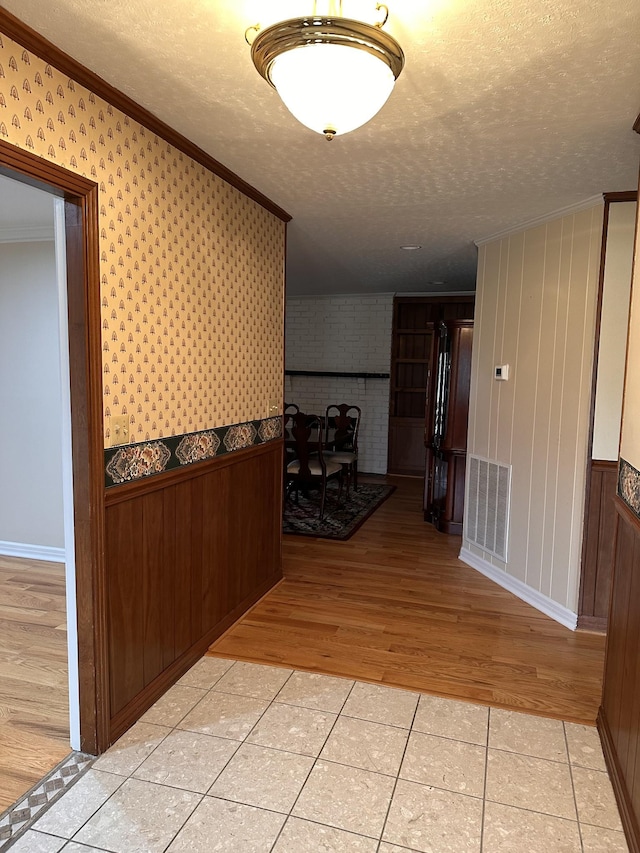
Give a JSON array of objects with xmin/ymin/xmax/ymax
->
[
  {"xmin": 211, "ymin": 476, "xmax": 606, "ymax": 724},
  {"xmin": 0, "ymin": 556, "xmax": 70, "ymax": 812}
]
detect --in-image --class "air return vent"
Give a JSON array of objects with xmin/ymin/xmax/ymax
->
[{"xmin": 464, "ymin": 455, "xmax": 511, "ymax": 561}]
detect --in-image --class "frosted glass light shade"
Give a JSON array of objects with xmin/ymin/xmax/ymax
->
[
  {"xmin": 249, "ymin": 14, "xmax": 405, "ymax": 140},
  {"xmin": 270, "ymin": 43, "xmax": 396, "ymax": 137}
]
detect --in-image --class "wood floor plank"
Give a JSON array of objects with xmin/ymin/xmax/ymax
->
[
  {"xmin": 210, "ymin": 476, "xmax": 605, "ymax": 724},
  {"xmin": 0, "ymin": 556, "xmax": 69, "ymax": 813}
]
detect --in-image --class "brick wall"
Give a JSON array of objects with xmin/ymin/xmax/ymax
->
[{"xmin": 285, "ymin": 294, "xmax": 394, "ymax": 474}]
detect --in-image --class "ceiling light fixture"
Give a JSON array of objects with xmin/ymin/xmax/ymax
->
[{"xmin": 246, "ymin": 2, "xmax": 404, "ymax": 141}]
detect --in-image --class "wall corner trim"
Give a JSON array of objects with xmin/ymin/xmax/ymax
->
[
  {"xmin": 0, "ymin": 540, "xmax": 65, "ymax": 563},
  {"xmin": 474, "ymin": 194, "xmax": 605, "ymax": 247},
  {"xmin": 459, "ymin": 546, "xmax": 578, "ymax": 631}
]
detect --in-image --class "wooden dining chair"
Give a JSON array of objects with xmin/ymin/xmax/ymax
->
[
  {"xmin": 284, "ymin": 411, "xmax": 343, "ymax": 520},
  {"xmin": 324, "ymin": 404, "xmax": 361, "ymax": 494},
  {"xmin": 284, "ymin": 402, "xmax": 299, "ymax": 415}
]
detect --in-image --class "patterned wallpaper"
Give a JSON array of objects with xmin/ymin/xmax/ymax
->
[{"xmin": 0, "ymin": 32, "xmax": 285, "ymax": 448}]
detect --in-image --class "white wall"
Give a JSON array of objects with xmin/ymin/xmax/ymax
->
[
  {"xmin": 285, "ymin": 294, "xmax": 394, "ymax": 473},
  {"xmin": 593, "ymin": 201, "xmax": 637, "ymax": 460},
  {"xmin": 0, "ymin": 240, "xmax": 64, "ymax": 550},
  {"xmin": 620, "ymin": 197, "xmax": 640, "ymax": 472},
  {"xmin": 464, "ymin": 202, "xmax": 604, "ymax": 622}
]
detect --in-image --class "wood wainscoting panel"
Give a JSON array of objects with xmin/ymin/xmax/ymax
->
[
  {"xmin": 105, "ymin": 441, "xmax": 283, "ymax": 742},
  {"xmin": 578, "ymin": 459, "xmax": 618, "ymax": 630},
  {"xmin": 599, "ymin": 496, "xmax": 640, "ymax": 853},
  {"xmin": 107, "ymin": 498, "xmax": 145, "ymax": 717}
]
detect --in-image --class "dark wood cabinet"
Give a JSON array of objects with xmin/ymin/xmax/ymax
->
[
  {"xmin": 387, "ymin": 298, "xmax": 474, "ymax": 502},
  {"xmin": 423, "ymin": 320, "xmax": 474, "ymax": 534}
]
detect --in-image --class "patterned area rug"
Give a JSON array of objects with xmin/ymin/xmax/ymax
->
[{"xmin": 283, "ymin": 481, "xmax": 396, "ymax": 540}]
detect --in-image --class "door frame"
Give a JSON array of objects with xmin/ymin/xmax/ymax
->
[{"xmin": 0, "ymin": 139, "xmax": 108, "ymax": 754}]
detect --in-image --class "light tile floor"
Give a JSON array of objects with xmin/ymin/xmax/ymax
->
[{"xmin": 9, "ymin": 657, "xmax": 629, "ymax": 852}]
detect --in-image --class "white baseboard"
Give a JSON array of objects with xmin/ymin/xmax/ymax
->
[
  {"xmin": 459, "ymin": 547, "xmax": 578, "ymax": 631},
  {"xmin": 0, "ymin": 540, "xmax": 65, "ymax": 563}
]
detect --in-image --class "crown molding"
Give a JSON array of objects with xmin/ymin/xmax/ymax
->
[
  {"xmin": 475, "ymin": 194, "xmax": 605, "ymax": 246},
  {"xmin": 0, "ymin": 225, "xmax": 54, "ymax": 242},
  {"xmin": 0, "ymin": 7, "xmax": 291, "ymax": 223}
]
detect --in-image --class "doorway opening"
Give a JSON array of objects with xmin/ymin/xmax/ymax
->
[
  {"xmin": 0, "ymin": 175, "xmax": 78, "ymax": 808},
  {"xmin": 0, "ymin": 139, "xmax": 108, "ymax": 765}
]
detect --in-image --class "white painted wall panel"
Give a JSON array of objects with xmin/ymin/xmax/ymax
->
[
  {"xmin": 592, "ymin": 201, "xmax": 636, "ymax": 461},
  {"xmin": 466, "ymin": 204, "xmax": 603, "ymax": 613},
  {"xmin": 620, "ymin": 202, "xmax": 640, "ymax": 472},
  {"xmin": 0, "ymin": 240, "xmax": 64, "ymax": 549}
]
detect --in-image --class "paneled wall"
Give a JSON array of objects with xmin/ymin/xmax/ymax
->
[
  {"xmin": 600, "ymin": 500, "xmax": 640, "ymax": 852},
  {"xmin": 285, "ymin": 294, "xmax": 393, "ymax": 473},
  {"xmin": 106, "ymin": 442, "xmax": 282, "ymax": 741},
  {"xmin": 464, "ymin": 203, "xmax": 604, "ymax": 621},
  {"xmin": 578, "ymin": 460, "xmax": 618, "ymax": 629}
]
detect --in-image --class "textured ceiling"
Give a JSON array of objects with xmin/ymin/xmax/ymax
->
[{"xmin": 1, "ymin": 0, "xmax": 639, "ymax": 295}]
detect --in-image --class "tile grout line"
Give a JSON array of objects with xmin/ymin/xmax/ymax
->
[
  {"xmin": 564, "ymin": 720, "xmax": 586, "ymax": 853},
  {"xmin": 480, "ymin": 706, "xmax": 491, "ymax": 853},
  {"xmin": 376, "ymin": 690, "xmax": 421, "ymax": 850},
  {"xmin": 164, "ymin": 658, "xmax": 288, "ymax": 853},
  {"xmin": 267, "ymin": 671, "xmax": 359, "ymax": 851}
]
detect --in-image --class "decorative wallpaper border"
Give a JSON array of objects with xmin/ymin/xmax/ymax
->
[
  {"xmin": 104, "ymin": 416, "xmax": 282, "ymax": 486},
  {"xmin": 618, "ymin": 458, "xmax": 640, "ymax": 519}
]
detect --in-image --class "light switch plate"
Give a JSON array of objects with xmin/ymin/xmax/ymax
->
[{"xmin": 494, "ymin": 364, "xmax": 510, "ymax": 381}]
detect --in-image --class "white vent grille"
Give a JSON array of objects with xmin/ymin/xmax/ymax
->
[{"xmin": 464, "ymin": 455, "xmax": 511, "ymax": 561}]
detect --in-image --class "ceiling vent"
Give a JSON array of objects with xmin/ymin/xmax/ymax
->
[{"xmin": 464, "ymin": 455, "xmax": 511, "ymax": 562}]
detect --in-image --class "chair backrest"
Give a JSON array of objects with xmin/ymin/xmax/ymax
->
[
  {"xmin": 284, "ymin": 411, "xmax": 326, "ymax": 480},
  {"xmin": 325, "ymin": 404, "xmax": 361, "ymax": 452},
  {"xmin": 284, "ymin": 402, "xmax": 299, "ymax": 415}
]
